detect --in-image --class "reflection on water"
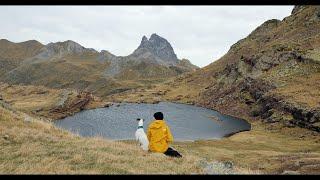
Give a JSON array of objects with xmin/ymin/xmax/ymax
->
[{"xmin": 54, "ymin": 102, "xmax": 251, "ymax": 141}]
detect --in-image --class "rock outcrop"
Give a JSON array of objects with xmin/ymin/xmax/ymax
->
[{"xmin": 49, "ymin": 91, "xmax": 94, "ymax": 119}]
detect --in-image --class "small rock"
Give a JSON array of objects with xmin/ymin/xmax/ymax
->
[
  {"xmin": 103, "ymin": 102, "xmax": 113, "ymax": 108},
  {"xmin": 284, "ymin": 121, "xmax": 295, "ymax": 128},
  {"xmin": 200, "ymin": 160, "xmax": 236, "ymax": 174},
  {"xmin": 223, "ymin": 161, "xmax": 234, "ymax": 169},
  {"xmin": 264, "ymin": 117, "xmax": 280, "ymax": 123},
  {"xmin": 24, "ymin": 116, "xmax": 32, "ymax": 123},
  {"xmin": 281, "ymin": 170, "xmax": 300, "ymax": 175},
  {"xmin": 36, "ymin": 91, "xmax": 47, "ymax": 95},
  {"xmin": 34, "ymin": 108, "xmax": 43, "ymax": 113},
  {"xmin": 3, "ymin": 134, "xmax": 9, "ymax": 140}
]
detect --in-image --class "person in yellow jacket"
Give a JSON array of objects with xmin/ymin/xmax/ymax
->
[{"xmin": 147, "ymin": 112, "xmax": 182, "ymax": 158}]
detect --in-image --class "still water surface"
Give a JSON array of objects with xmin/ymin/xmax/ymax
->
[{"xmin": 54, "ymin": 102, "xmax": 251, "ymax": 141}]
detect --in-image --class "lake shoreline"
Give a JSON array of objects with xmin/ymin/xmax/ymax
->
[{"xmin": 54, "ymin": 102, "xmax": 251, "ymax": 140}]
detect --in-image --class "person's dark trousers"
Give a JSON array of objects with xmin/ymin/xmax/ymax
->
[{"xmin": 164, "ymin": 147, "xmax": 182, "ymax": 158}]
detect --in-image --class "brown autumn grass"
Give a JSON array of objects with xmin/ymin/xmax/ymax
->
[
  {"xmin": 271, "ymin": 73, "xmax": 320, "ymax": 108},
  {"xmin": 0, "ymin": 106, "xmax": 204, "ymax": 174},
  {"xmin": 0, "ymin": 82, "xmax": 72, "ymax": 112},
  {"xmin": 261, "ymin": 60, "xmax": 320, "ymax": 109},
  {"xmin": 1, "ymin": 103, "xmax": 320, "ymax": 174}
]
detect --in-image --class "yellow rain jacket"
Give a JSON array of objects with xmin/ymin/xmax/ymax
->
[{"xmin": 147, "ymin": 120, "xmax": 173, "ymax": 153}]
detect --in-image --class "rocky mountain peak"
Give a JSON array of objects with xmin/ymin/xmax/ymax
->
[
  {"xmin": 141, "ymin": 35, "xmax": 148, "ymax": 43},
  {"xmin": 34, "ymin": 40, "xmax": 97, "ymax": 60},
  {"xmin": 133, "ymin": 33, "xmax": 178, "ymax": 64},
  {"xmin": 149, "ymin": 33, "xmax": 162, "ymax": 41},
  {"xmin": 55, "ymin": 40, "xmax": 85, "ymax": 53}
]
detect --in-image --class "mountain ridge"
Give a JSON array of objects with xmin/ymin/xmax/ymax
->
[{"xmin": 0, "ymin": 34, "xmax": 198, "ymax": 97}]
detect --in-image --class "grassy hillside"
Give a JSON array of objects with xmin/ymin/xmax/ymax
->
[
  {"xmin": 0, "ymin": 106, "xmax": 201, "ymax": 174},
  {"xmin": 0, "ymin": 39, "xmax": 44, "ymax": 76}
]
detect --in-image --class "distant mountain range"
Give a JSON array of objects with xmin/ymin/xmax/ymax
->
[{"xmin": 0, "ymin": 33, "xmax": 198, "ymax": 96}]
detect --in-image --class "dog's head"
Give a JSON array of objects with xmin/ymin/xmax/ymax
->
[{"xmin": 136, "ymin": 118, "xmax": 144, "ymax": 126}]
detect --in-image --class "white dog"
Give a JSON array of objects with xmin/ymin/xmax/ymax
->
[{"xmin": 135, "ymin": 118, "xmax": 149, "ymax": 151}]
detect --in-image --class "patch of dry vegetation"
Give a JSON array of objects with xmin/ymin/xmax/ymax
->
[
  {"xmin": 0, "ymin": 82, "xmax": 70, "ymax": 112},
  {"xmin": 2, "ymin": 104, "xmax": 319, "ymax": 174},
  {"xmin": 0, "ymin": 106, "xmax": 203, "ymax": 174},
  {"xmin": 263, "ymin": 62, "xmax": 320, "ymax": 109},
  {"xmin": 0, "ymin": 82, "xmax": 105, "ymax": 120},
  {"xmin": 175, "ymin": 121, "xmax": 320, "ymax": 174}
]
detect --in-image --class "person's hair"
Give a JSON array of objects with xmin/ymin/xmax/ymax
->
[{"xmin": 154, "ymin": 112, "xmax": 164, "ymax": 120}]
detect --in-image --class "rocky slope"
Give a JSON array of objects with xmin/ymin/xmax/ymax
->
[
  {"xmin": 0, "ymin": 34, "xmax": 198, "ymax": 97},
  {"xmin": 193, "ymin": 6, "xmax": 320, "ymax": 132}
]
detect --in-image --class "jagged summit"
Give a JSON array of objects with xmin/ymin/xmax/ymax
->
[
  {"xmin": 141, "ymin": 35, "xmax": 148, "ymax": 43},
  {"xmin": 96, "ymin": 33, "xmax": 197, "ymax": 76},
  {"xmin": 132, "ymin": 33, "xmax": 178, "ymax": 64}
]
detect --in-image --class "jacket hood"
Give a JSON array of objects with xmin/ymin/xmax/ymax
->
[{"xmin": 149, "ymin": 120, "xmax": 166, "ymax": 129}]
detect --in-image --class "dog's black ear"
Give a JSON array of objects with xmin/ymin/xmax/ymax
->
[{"xmin": 136, "ymin": 118, "xmax": 141, "ymax": 121}]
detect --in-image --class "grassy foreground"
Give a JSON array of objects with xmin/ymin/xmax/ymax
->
[
  {"xmin": 1, "ymin": 105, "xmax": 319, "ymax": 174},
  {"xmin": 0, "ymin": 106, "xmax": 202, "ymax": 174}
]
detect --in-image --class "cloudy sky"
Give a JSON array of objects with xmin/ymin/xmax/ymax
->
[{"xmin": 0, "ymin": 6, "xmax": 293, "ymax": 67}]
